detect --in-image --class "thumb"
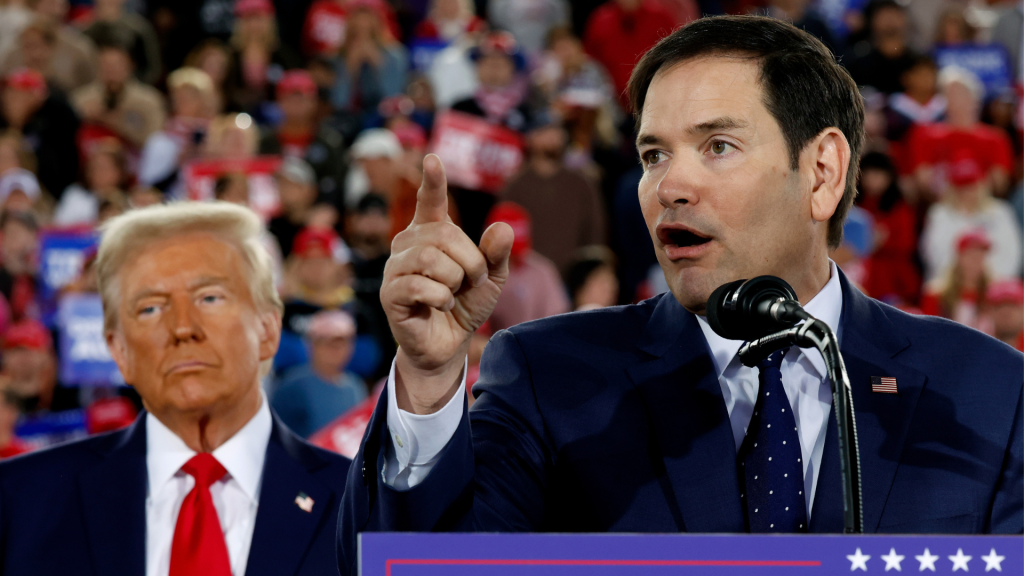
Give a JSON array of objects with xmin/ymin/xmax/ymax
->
[
  {"xmin": 478, "ymin": 221, "xmax": 514, "ymax": 282},
  {"xmin": 412, "ymin": 154, "xmax": 449, "ymax": 225}
]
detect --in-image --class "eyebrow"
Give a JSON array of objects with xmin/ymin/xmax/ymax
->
[
  {"xmin": 636, "ymin": 116, "xmax": 750, "ymax": 150},
  {"xmin": 127, "ymin": 276, "xmax": 232, "ymax": 307}
]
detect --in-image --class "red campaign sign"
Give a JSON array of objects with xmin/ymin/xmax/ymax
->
[
  {"xmin": 309, "ymin": 381, "xmax": 384, "ymax": 458},
  {"xmin": 429, "ymin": 111, "xmax": 524, "ymax": 194},
  {"xmin": 182, "ymin": 156, "xmax": 283, "ymax": 220}
]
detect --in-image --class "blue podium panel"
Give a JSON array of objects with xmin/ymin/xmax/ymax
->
[{"xmin": 359, "ymin": 533, "xmax": 1022, "ymax": 576}]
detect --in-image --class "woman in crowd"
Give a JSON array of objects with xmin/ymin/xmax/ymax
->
[
  {"xmin": 329, "ymin": 0, "xmax": 408, "ymax": 114},
  {"xmin": 921, "ymin": 230, "xmax": 994, "ymax": 333},
  {"xmin": 53, "ymin": 138, "xmax": 128, "ymax": 226}
]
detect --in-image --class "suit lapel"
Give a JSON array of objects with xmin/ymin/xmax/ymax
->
[
  {"xmin": 245, "ymin": 416, "xmax": 334, "ymax": 576},
  {"xmin": 811, "ymin": 274, "xmax": 927, "ymax": 532},
  {"xmin": 78, "ymin": 415, "xmax": 148, "ymax": 576},
  {"xmin": 626, "ymin": 294, "xmax": 745, "ymax": 532}
]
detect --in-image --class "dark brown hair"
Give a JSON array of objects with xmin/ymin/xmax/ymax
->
[{"xmin": 627, "ymin": 15, "xmax": 865, "ymax": 249}]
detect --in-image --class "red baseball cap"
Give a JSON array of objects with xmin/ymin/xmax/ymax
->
[
  {"xmin": 485, "ymin": 202, "xmax": 531, "ymax": 259},
  {"xmin": 948, "ymin": 149, "xmax": 985, "ymax": 187},
  {"xmin": 5, "ymin": 68, "xmax": 46, "ymax": 95},
  {"xmin": 293, "ymin": 227, "xmax": 340, "ymax": 259},
  {"xmin": 277, "ymin": 70, "xmax": 316, "ymax": 98},
  {"xmin": 987, "ymin": 279, "xmax": 1024, "ymax": 305},
  {"xmin": 956, "ymin": 229, "xmax": 991, "ymax": 253},
  {"xmin": 234, "ymin": 0, "xmax": 274, "ymax": 17},
  {"xmin": 3, "ymin": 320, "xmax": 51, "ymax": 351}
]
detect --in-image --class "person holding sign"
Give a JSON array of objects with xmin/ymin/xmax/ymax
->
[
  {"xmin": 0, "ymin": 203, "xmax": 350, "ymax": 576},
  {"xmin": 338, "ymin": 15, "xmax": 1022, "ymax": 575}
]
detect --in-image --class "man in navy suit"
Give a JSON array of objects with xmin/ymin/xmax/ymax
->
[
  {"xmin": 338, "ymin": 15, "xmax": 1024, "ymax": 573},
  {"xmin": 0, "ymin": 203, "xmax": 350, "ymax": 576}
]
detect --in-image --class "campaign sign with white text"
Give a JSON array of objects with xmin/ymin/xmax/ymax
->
[
  {"xmin": 934, "ymin": 45, "xmax": 1012, "ymax": 99},
  {"xmin": 57, "ymin": 293, "xmax": 124, "ymax": 386},
  {"xmin": 183, "ymin": 156, "xmax": 284, "ymax": 220},
  {"xmin": 430, "ymin": 111, "xmax": 525, "ymax": 194},
  {"xmin": 38, "ymin": 228, "xmax": 99, "ymax": 327}
]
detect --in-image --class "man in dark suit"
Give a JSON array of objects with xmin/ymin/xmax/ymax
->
[
  {"xmin": 0, "ymin": 202, "xmax": 350, "ymax": 576},
  {"xmin": 337, "ymin": 15, "xmax": 1023, "ymax": 574}
]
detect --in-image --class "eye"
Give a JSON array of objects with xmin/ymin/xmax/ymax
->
[
  {"xmin": 641, "ymin": 150, "xmax": 664, "ymax": 167},
  {"xmin": 710, "ymin": 140, "xmax": 736, "ymax": 155},
  {"xmin": 138, "ymin": 305, "xmax": 159, "ymax": 317},
  {"xmin": 199, "ymin": 294, "xmax": 224, "ymax": 304}
]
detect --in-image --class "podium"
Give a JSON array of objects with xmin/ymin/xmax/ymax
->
[{"xmin": 359, "ymin": 533, "xmax": 1022, "ymax": 575}]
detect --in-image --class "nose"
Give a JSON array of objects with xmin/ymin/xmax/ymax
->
[
  {"xmin": 655, "ymin": 154, "xmax": 701, "ymax": 209},
  {"xmin": 168, "ymin": 295, "xmax": 205, "ymax": 343}
]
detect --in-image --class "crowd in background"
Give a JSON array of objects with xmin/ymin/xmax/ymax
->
[{"xmin": 0, "ymin": 0, "xmax": 1019, "ymax": 457}]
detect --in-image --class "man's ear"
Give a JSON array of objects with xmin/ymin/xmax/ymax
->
[
  {"xmin": 808, "ymin": 127, "xmax": 851, "ymax": 224},
  {"xmin": 105, "ymin": 328, "xmax": 133, "ymax": 384},
  {"xmin": 257, "ymin": 311, "xmax": 282, "ymax": 363}
]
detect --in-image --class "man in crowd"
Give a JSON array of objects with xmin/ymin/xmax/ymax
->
[
  {"xmin": 844, "ymin": 0, "xmax": 919, "ymax": 95},
  {"xmin": 267, "ymin": 157, "xmax": 323, "ymax": 258},
  {"xmin": 0, "ymin": 11, "xmax": 97, "ymax": 95},
  {"xmin": 338, "ymin": 16, "xmax": 1022, "ymax": 572},
  {"xmin": 0, "ymin": 202, "xmax": 350, "ymax": 575},
  {"xmin": 0, "ymin": 68, "xmax": 80, "ymax": 197}
]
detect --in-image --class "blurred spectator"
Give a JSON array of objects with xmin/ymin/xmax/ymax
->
[
  {"xmin": 920, "ymin": 230, "xmax": 994, "ymax": 333},
  {"xmin": 137, "ymin": 67, "xmax": 216, "ymax": 196},
  {"xmin": 767, "ymin": 0, "xmax": 840, "ymax": 55},
  {"xmin": 213, "ymin": 171, "xmax": 286, "ymax": 282},
  {"xmin": 224, "ymin": 0, "xmax": 303, "ymax": 117},
  {"xmin": 611, "ymin": 164, "xmax": 656, "ymax": 303},
  {"xmin": 885, "ymin": 55, "xmax": 944, "ymax": 143},
  {"xmin": 920, "ymin": 151, "xmax": 1021, "ymax": 282},
  {"xmin": 484, "ymin": 201, "xmax": 570, "ymax": 331},
  {"xmin": 0, "ymin": 130, "xmax": 37, "ymax": 176},
  {"xmin": 347, "ymin": 192, "xmax": 390, "ymax": 272},
  {"xmin": 989, "ymin": 0, "xmax": 1022, "ymax": 83},
  {"xmin": 184, "ymin": 39, "xmax": 232, "ymax": 114},
  {"xmin": 565, "ymin": 245, "xmax": 618, "ymax": 310},
  {"xmin": 70, "ymin": 37, "xmax": 166, "ymax": 148},
  {"xmin": 583, "ymin": 0, "xmax": 682, "ymax": 109},
  {"xmin": 454, "ymin": 31, "xmax": 531, "ymax": 130},
  {"xmin": 502, "ymin": 123, "xmax": 606, "ymax": 274},
  {"xmin": 855, "ymin": 152, "xmax": 920, "ymax": 304},
  {"xmin": 933, "ymin": 6, "xmax": 974, "ymax": 47},
  {"xmin": 986, "ymin": 279, "xmax": 1024, "ymax": 351},
  {"xmin": 330, "ymin": 0, "xmax": 409, "ymax": 113},
  {"xmin": 53, "ymin": 138, "xmax": 128, "ymax": 226},
  {"xmin": 844, "ymin": 0, "xmax": 919, "ymax": 95},
  {"xmin": 907, "ymin": 66, "xmax": 1013, "ymax": 200},
  {"xmin": 0, "ymin": 169, "xmax": 42, "ymax": 215},
  {"xmin": 268, "ymin": 156, "xmax": 327, "ymax": 257},
  {"xmin": 272, "ymin": 309, "xmax": 366, "ymax": 438},
  {"xmin": 413, "ymin": 0, "xmax": 486, "ymax": 44},
  {"xmin": 204, "ymin": 112, "xmax": 260, "ymax": 159},
  {"xmin": 425, "ymin": 34, "xmax": 479, "ymax": 110},
  {"xmin": 82, "ymin": 0, "xmax": 162, "ymax": 85},
  {"xmin": 300, "ymin": 0, "xmax": 348, "ymax": 58},
  {"xmin": 0, "ymin": 12, "xmax": 97, "ymax": 94},
  {"xmin": 259, "ymin": 70, "xmax": 347, "ymax": 204},
  {"xmin": 0, "ymin": 384, "xmax": 30, "ymax": 459},
  {"xmin": 0, "ymin": 0, "xmax": 32, "ymax": 59},
  {"xmin": 0, "ymin": 70, "xmax": 80, "ymax": 198},
  {"xmin": 535, "ymin": 28, "xmax": 618, "ymax": 155},
  {"xmin": 1, "ymin": 319, "xmax": 70, "ymax": 414},
  {"xmin": 489, "ymin": 0, "xmax": 570, "ymax": 57},
  {"xmin": 0, "ymin": 211, "xmax": 38, "ymax": 321},
  {"xmin": 281, "ymin": 226, "xmax": 354, "ymax": 310}
]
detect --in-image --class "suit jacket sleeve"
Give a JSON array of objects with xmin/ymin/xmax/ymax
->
[
  {"xmin": 338, "ymin": 329, "xmax": 552, "ymax": 574},
  {"xmin": 988, "ymin": 384, "xmax": 1023, "ymax": 533}
]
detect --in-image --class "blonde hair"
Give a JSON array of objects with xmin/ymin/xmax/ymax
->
[
  {"xmin": 205, "ymin": 114, "xmax": 259, "ymax": 158},
  {"xmin": 939, "ymin": 65, "xmax": 984, "ymax": 103},
  {"xmin": 96, "ymin": 201, "xmax": 283, "ymax": 332},
  {"xmin": 167, "ymin": 66, "xmax": 214, "ymax": 99}
]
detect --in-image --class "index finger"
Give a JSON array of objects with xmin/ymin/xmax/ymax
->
[{"xmin": 412, "ymin": 154, "xmax": 449, "ymax": 225}]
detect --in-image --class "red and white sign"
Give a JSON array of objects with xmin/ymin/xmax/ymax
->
[
  {"xmin": 182, "ymin": 156, "xmax": 282, "ymax": 220},
  {"xmin": 430, "ymin": 111, "xmax": 524, "ymax": 194},
  {"xmin": 309, "ymin": 381, "xmax": 383, "ymax": 458}
]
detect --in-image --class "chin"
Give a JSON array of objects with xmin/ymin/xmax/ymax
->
[{"xmin": 665, "ymin": 265, "xmax": 731, "ymax": 315}]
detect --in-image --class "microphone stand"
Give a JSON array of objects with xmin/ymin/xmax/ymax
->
[{"xmin": 738, "ymin": 314, "xmax": 864, "ymax": 534}]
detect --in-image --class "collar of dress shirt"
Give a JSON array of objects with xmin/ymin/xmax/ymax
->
[
  {"xmin": 146, "ymin": 391, "xmax": 273, "ymax": 503},
  {"xmin": 696, "ymin": 260, "xmax": 844, "ymax": 379}
]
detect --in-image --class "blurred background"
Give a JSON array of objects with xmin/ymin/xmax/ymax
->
[{"xmin": 0, "ymin": 0, "xmax": 1018, "ymax": 458}]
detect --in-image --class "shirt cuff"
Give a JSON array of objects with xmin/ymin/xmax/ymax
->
[{"xmin": 384, "ymin": 355, "xmax": 467, "ymax": 483}]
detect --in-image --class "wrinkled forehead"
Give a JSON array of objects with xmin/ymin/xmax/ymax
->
[{"xmin": 116, "ymin": 232, "xmax": 249, "ymax": 298}]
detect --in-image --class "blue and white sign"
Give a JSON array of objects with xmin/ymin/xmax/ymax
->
[
  {"xmin": 57, "ymin": 293, "xmax": 123, "ymax": 386},
  {"xmin": 934, "ymin": 45, "xmax": 1012, "ymax": 100},
  {"xmin": 410, "ymin": 39, "xmax": 448, "ymax": 72},
  {"xmin": 38, "ymin": 229, "xmax": 98, "ymax": 326},
  {"xmin": 15, "ymin": 408, "xmax": 87, "ymax": 450}
]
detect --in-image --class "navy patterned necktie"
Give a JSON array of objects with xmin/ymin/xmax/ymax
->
[{"xmin": 738, "ymin": 350, "xmax": 808, "ymax": 532}]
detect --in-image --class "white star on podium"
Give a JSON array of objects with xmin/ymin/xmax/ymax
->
[
  {"xmin": 916, "ymin": 548, "xmax": 939, "ymax": 572},
  {"xmin": 981, "ymin": 549, "xmax": 1005, "ymax": 572},
  {"xmin": 848, "ymin": 547, "xmax": 871, "ymax": 571},
  {"xmin": 881, "ymin": 548, "xmax": 905, "ymax": 571},
  {"xmin": 949, "ymin": 548, "xmax": 972, "ymax": 572}
]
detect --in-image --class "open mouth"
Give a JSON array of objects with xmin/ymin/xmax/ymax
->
[{"xmin": 660, "ymin": 228, "xmax": 713, "ymax": 249}]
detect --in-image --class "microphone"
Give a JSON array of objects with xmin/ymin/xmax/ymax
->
[{"xmin": 706, "ymin": 275, "xmax": 809, "ymax": 341}]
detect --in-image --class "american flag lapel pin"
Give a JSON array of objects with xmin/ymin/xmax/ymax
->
[
  {"xmin": 294, "ymin": 492, "xmax": 314, "ymax": 513},
  {"xmin": 871, "ymin": 376, "xmax": 898, "ymax": 394}
]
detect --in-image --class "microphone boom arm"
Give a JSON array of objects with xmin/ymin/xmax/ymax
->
[{"xmin": 738, "ymin": 316, "xmax": 865, "ymax": 534}]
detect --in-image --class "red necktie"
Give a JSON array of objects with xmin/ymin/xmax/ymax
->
[{"xmin": 169, "ymin": 453, "xmax": 233, "ymax": 576}]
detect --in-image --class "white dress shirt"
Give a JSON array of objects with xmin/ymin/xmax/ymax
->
[
  {"xmin": 145, "ymin": 394, "xmax": 272, "ymax": 576},
  {"xmin": 384, "ymin": 263, "xmax": 844, "ymax": 519}
]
